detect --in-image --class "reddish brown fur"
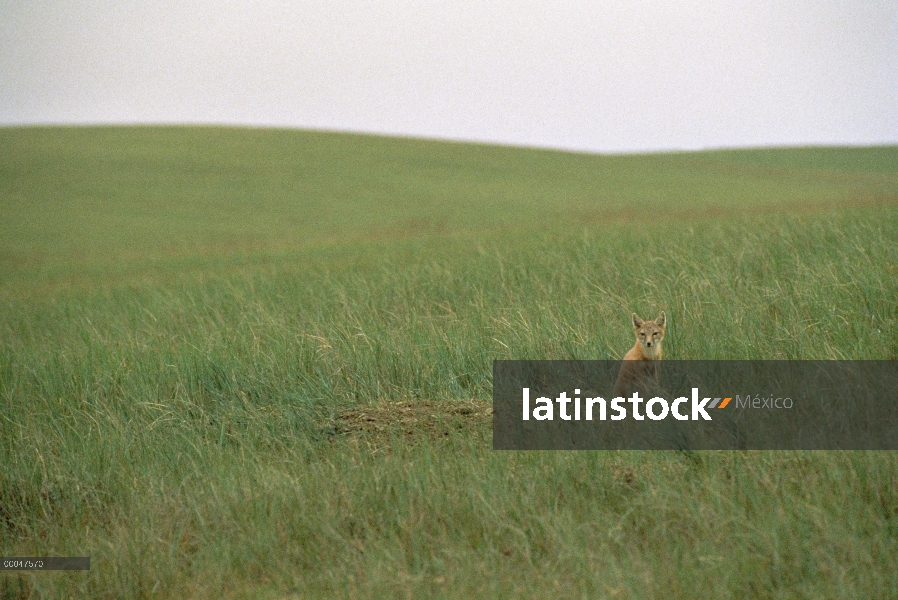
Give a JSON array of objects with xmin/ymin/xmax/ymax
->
[{"xmin": 613, "ymin": 312, "xmax": 666, "ymax": 398}]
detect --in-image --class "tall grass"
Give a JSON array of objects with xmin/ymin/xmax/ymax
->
[{"xmin": 1, "ymin": 127, "xmax": 897, "ymax": 598}]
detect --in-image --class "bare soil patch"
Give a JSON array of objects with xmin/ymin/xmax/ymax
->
[{"xmin": 330, "ymin": 399, "xmax": 492, "ymax": 442}]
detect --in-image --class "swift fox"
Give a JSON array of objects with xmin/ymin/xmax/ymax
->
[{"xmin": 613, "ymin": 312, "xmax": 666, "ymax": 398}]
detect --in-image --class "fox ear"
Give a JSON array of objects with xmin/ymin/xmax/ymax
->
[
  {"xmin": 656, "ymin": 311, "xmax": 666, "ymax": 327},
  {"xmin": 632, "ymin": 313, "xmax": 643, "ymax": 328}
]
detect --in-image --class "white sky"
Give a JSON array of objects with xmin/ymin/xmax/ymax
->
[{"xmin": 1, "ymin": 1, "xmax": 896, "ymax": 152}]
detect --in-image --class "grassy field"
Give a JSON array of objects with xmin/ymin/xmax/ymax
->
[{"xmin": 1, "ymin": 126, "xmax": 897, "ymax": 598}]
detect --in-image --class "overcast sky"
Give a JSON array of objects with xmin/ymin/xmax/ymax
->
[{"xmin": 1, "ymin": 1, "xmax": 896, "ymax": 152}]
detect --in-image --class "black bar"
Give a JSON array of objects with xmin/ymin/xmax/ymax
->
[
  {"xmin": 0, "ymin": 557, "xmax": 90, "ymax": 570},
  {"xmin": 493, "ymin": 360, "xmax": 898, "ymax": 450}
]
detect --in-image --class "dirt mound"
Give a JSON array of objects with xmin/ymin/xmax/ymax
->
[{"xmin": 331, "ymin": 399, "xmax": 492, "ymax": 442}]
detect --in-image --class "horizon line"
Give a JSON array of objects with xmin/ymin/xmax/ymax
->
[{"xmin": 2, "ymin": 120, "xmax": 897, "ymax": 157}]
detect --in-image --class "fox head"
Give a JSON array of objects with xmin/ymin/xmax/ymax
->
[{"xmin": 632, "ymin": 312, "xmax": 666, "ymax": 358}]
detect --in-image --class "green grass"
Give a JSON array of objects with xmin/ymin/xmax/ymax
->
[{"xmin": 1, "ymin": 126, "xmax": 897, "ymax": 598}]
